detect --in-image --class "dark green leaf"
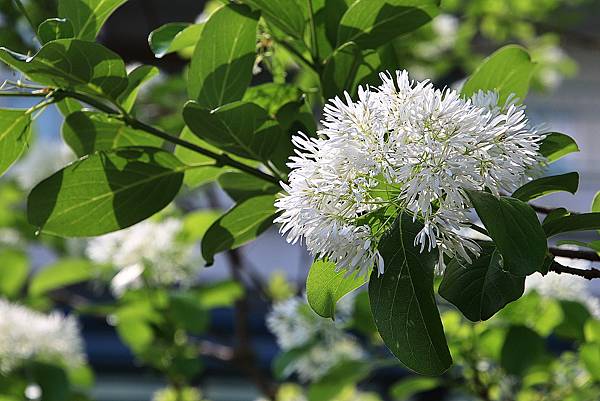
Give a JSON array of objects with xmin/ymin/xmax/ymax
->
[
  {"xmin": 306, "ymin": 259, "xmax": 368, "ymax": 319},
  {"xmin": 322, "ymin": 42, "xmax": 362, "ymax": 99},
  {"xmin": 183, "ymin": 100, "xmax": 281, "ymax": 161},
  {"xmin": 501, "ymin": 325, "xmax": 545, "ymax": 375},
  {"xmin": 0, "ymin": 39, "xmax": 128, "ymax": 99},
  {"xmin": 117, "ymin": 65, "xmax": 160, "ymax": 112},
  {"xmin": 242, "ymin": 0, "xmax": 305, "ymax": 39},
  {"xmin": 543, "ymin": 212, "xmax": 600, "ymax": 237},
  {"xmin": 539, "ymin": 132, "xmax": 579, "ymax": 163},
  {"xmin": 337, "ymin": 0, "xmax": 438, "ymax": 49},
  {"xmin": 37, "ymin": 18, "xmax": 74, "ymax": 44},
  {"xmin": 350, "ymin": 291, "xmax": 377, "ymax": 336},
  {"xmin": 0, "ymin": 248, "xmax": 28, "ymax": 298},
  {"xmin": 218, "ymin": 172, "xmax": 280, "ymax": 202},
  {"xmin": 390, "ymin": 377, "xmax": 440, "ymax": 401},
  {"xmin": 62, "ymin": 111, "xmax": 162, "ymax": 157},
  {"xmin": 58, "ymin": 0, "xmax": 128, "ymax": 40},
  {"xmin": 29, "ymin": 259, "xmax": 93, "ymax": 297},
  {"xmin": 31, "ymin": 362, "xmax": 70, "ymax": 401},
  {"xmin": 369, "ymin": 211, "xmax": 452, "ymax": 376},
  {"xmin": 28, "ymin": 147, "xmax": 184, "ymax": 237},
  {"xmin": 202, "ymin": 194, "xmax": 277, "ymax": 265},
  {"xmin": 462, "ymin": 45, "xmax": 535, "ymax": 104},
  {"xmin": 187, "ymin": 4, "xmax": 259, "ymax": 107},
  {"xmin": 439, "ymin": 242, "xmax": 525, "ymax": 321},
  {"xmin": 312, "ymin": 0, "xmax": 351, "ymax": 58},
  {"xmin": 0, "ymin": 109, "xmax": 31, "ymax": 177},
  {"xmin": 555, "ymin": 300, "xmax": 591, "ymax": 341},
  {"xmin": 512, "ymin": 172, "xmax": 579, "ymax": 202},
  {"xmin": 466, "ymin": 191, "xmax": 547, "ymax": 276}
]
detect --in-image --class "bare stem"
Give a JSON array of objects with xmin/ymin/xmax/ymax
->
[{"xmin": 549, "ymin": 260, "xmax": 600, "ymax": 280}]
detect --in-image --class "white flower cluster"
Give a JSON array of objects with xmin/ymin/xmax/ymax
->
[
  {"xmin": 86, "ymin": 218, "xmax": 200, "ymax": 295},
  {"xmin": 266, "ymin": 297, "xmax": 364, "ymax": 382},
  {"xmin": 0, "ymin": 299, "xmax": 85, "ymax": 374},
  {"xmin": 276, "ymin": 70, "xmax": 543, "ymax": 275}
]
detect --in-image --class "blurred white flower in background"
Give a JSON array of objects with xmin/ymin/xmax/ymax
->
[
  {"xmin": 266, "ymin": 296, "xmax": 364, "ymax": 382},
  {"xmin": 85, "ymin": 218, "xmax": 201, "ymax": 295},
  {"xmin": 0, "ymin": 299, "xmax": 85, "ymax": 374}
]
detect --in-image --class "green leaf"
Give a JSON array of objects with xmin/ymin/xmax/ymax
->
[
  {"xmin": 581, "ymin": 343, "xmax": 600, "ymax": 381},
  {"xmin": 202, "ymin": 194, "xmax": 277, "ymax": 265},
  {"xmin": 337, "ymin": 0, "xmax": 438, "ymax": 49},
  {"xmin": 439, "ymin": 242, "xmax": 525, "ymax": 322},
  {"xmin": 390, "ymin": 377, "xmax": 440, "ymax": 400},
  {"xmin": 499, "ymin": 291, "xmax": 563, "ymax": 337},
  {"xmin": 242, "ymin": 83, "xmax": 303, "ymax": 116},
  {"xmin": 500, "ymin": 325, "xmax": 545, "ymax": 375},
  {"xmin": 116, "ymin": 319, "xmax": 154, "ymax": 353},
  {"xmin": 592, "ymin": 191, "xmax": 600, "ymax": 212},
  {"xmin": 306, "ymin": 259, "xmax": 368, "ymax": 319},
  {"xmin": 539, "ymin": 132, "xmax": 579, "ymax": 163},
  {"xmin": 117, "ymin": 65, "xmax": 160, "ymax": 112},
  {"xmin": 181, "ymin": 210, "xmax": 221, "ymax": 242},
  {"xmin": 29, "ymin": 259, "xmax": 93, "ymax": 297},
  {"xmin": 37, "ymin": 18, "xmax": 74, "ymax": 44},
  {"xmin": 62, "ymin": 111, "xmax": 162, "ymax": 157},
  {"xmin": 0, "ymin": 109, "xmax": 31, "ymax": 177},
  {"xmin": 193, "ymin": 281, "xmax": 245, "ymax": 309},
  {"xmin": 555, "ymin": 300, "xmax": 591, "ymax": 341},
  {"xmin": 183, "ymin": 101, "xmax": 281, "ymax": 161},
  {"xmin": 168, "ymin": 292, "xmax": 209, "ymax": 334},
  {"xmin": 174, "ymin": 128, "xmax": 230, "ymax": 187},
  {"xmin": 27, "ymin": 147, "xmax": 184, "ymax": 237},
  {"xmin": 461, "ymin": 45, "xmax": 535, "ymax": 104},
  {"xmin": 148, "ymin": 23, "xmax": 204, "ymax": 59},
  {"xmin": 242, "ymin": 0, "xmax": 305, "ymax": 39},
  {"xmin": 322, "ymin": 42, "xmax": 362, "ymax": 99},
  {"xmin": 512, "ymin": 172, "xmax": 579, "ymax": 202},
  {"xmin": 543, "ymin": 212, "xmax": 600, "ymax": 237},
  {"xmin": 58, "ymin": 0, "xmax": 128, "ymax": 40},
  {"xmin": 187, "ymin": 4, "xmax": 259, "ymax": 107},
  {"xmin": 308, "ymin": 360, "xmax": 372, "ymax": 401},
  {"xmin": 0, "ymin": 248, "xmax": 28, "ymax": 298},
  {"xmin": 369, "ymin": 211, "xmax": 452, "ymax": 376},
  {"xmin": 0, "ymin": 39, "xmax": 128, "ymax": 99},
  {"xmin": 218, "ymin": 172, "xmax": 280, "ymax": 202},
  {"xmin": 272, "ymin": 345, "xmax": 312, "ymax": 380},
  {"xmin": 466, "ymin": 191, "xmax": 547, "ymax": 276},
  {"xmin": 31, "ymin": 362, "xmax": 70, "ymax": 401}
]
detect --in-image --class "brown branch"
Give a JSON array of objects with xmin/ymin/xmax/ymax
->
[
  {"xmin": 549, "ymin": 246, "xmax": 600, "ymax": 262},
  {"xmin": 549, "ymin": 260, "xmax": 600, "ymax": 280}
]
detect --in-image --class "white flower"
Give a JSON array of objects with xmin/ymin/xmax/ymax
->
[
  {"xmin": 0, "ymin": 299, "xmax": 85, "ymax": 374},
  {"xmin": 85, "ymin": 218, "xmax": 200, "ymax": 294},
  {"xmin": 266, "ymin": 297, "xmax": 364, "ymax": 382},
  {"xmin": 276, "ymin": 70, "xmax": 543, "ymax": 274}
]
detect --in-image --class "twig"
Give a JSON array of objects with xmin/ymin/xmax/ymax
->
[
  {"xmin": 549, "ymin": 246, "xmax": 600, "ymax": 262},
  {"xmin": 549, "ymin": 260, "xmax": 600, "ymax": 280}
]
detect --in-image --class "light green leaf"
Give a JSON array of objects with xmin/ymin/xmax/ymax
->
[
  {"xmin": 181, "ymin": 210, "xmax": 221, "ymax": 242},
  {"xmin": 390, "ymin": 377, "xmax": 440, "ymax": 401},
  {"xmin": 27, "ymin": 147, "xmax": 184, "ymax": 237},
  {"xmin": 58, "ymin": 0, "xmax": 128, "ymax": 40},
  {"xmin": 581, "ymin": 343, "xmax": 600, "ymax": 381},
  {"xmin": 543, "ymin": 212, "xmax": 600, "ymax": 237},
  {"xmin": 0, "ymin": 109, "xmax": 31, "ymax": 177},
  {"xmin": 308, "ymin": 360, "xmax": 371, "ymax": 401},
  {"xmin": 337, "ymin": 0, "xmax": 438, "ymax": 49},
  {"xmin": 187, "ymin": 4, "xmax": 259, "ymax": 107},
  {"xmin": 218, "ymin": 172, "xmax": 280, "ymax": 202},
  {"xmin": 439, "ymin": 242, "xmax": 525, "ymax": 322},
  {"xmin": 0, "ymin": 248, "xmax": 28, "ymax": 298},
  {"xmin": 193, "ymin": 281, "xmax": 245, "ymax": 309},
  {"xmin": 0, "ymin": 39, "xmax": 128, "ymax": 99},
  {"xmin": 116, "ymin": 319, "xmax": 154, "ymax": 353},
  {"xmin": 148, "ymin": 23, "xmax": 204, "ymax": 58},
  {"xmin": 591, "ymin": 191, "xmax": 600, "ymax": 212},
  {"xmin": 369, "ymin": 211, "xmax": 452, "ymax": 376},
  {"xmin": 242, "ymin": 0, "xmax": 305, "ymax": 39},
  {"xmin": 37, "ymin": 18, "xmax": 74, "ymax": 44},
  {"xmin": 202, "ymin": 194, "xmax": 277, "ymax": 265},
  {"xmin": 29, "ymin": 259, "xmax": 93, "ymax": 297},
  {"xmin": 242, "ymin": 83, "xmax": 303, "ymax": 116},
  {"xmin": 306, "ymin": 259, "xmax": 368, "ymax": 319},
  {"xmin": 461, "ymin": 45, "xmax": 535, "ymax": 104},
  {"xmin": 499, "ymin": 291, "xmax": 563, "ymax": 337},
  {"xmin": 512, "ymin": 172, "xmax": 579, "ymax": 202},
  {"xmin": 62, "ymin": 111, "xmax": 162, "ymax": 157},
  {"xmin": 183, "ymin": 100, "xmax": 281, "ymax": 161},
  {"xmin": 466, "ymin": 191, "xmax": 547, "ymax": 276},
  {"xmin": 539, "ymin": 132, "xmax": 579, "ymax": 163},
  {"xmin": 117, "ymin": 65, "xmax": 160, "ymax": 112}
]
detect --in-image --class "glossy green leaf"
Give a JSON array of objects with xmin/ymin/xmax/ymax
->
[
  {"xmin": 58, "ymin": 0, "xmax": 128, "ymax": 40},
  {"xmin": 512, "ymin": 172, "xmax": 579, "ymax": 202},
  {"xmin": 202, "ymin": 194, "xmax": 277, "ymax": 265},
  {"xmin": 439, "ymin": 242, "xmax": 525, "ymax": 321},
  {"xmin": 29, "ymin": 259, "xmax": 93, "ymax": 296},
  {"xmin": 148, "ymin": 23, "xmax": 204, "ymax": 58},
  {"xmin": 337, "ymin": 0, "xmax": 438, "ymax": 49},
  {"xmin": 0, "ymin": 39, "xmax": 128, "ymax": 99},
  {"xmin": 242, "ymin": 0, "xmax": 305, "ymax": 39},
  {"xmin": 62, "ymin": 111, "xmax": 162, "ymax": 157},
  {"xmin": 539, "ymin": 132, "xmax": 579, "ymax": 163},
  {"xmin": 28, "ymin": 147, "xmax": 184, "ymax": 237},
  {"xmin": 117, "ymin": 65, "xmax": 160, "ymax": 112},
  {"xmin": 218, "ymin": 172, "xmax": 280, "ymax": 202},
  {"xmin": 462, "ymin": 45, "xmax": 535, "ymax": 104},
  {"xmin": 306, "ymin": 259, "xmax": 368, "ymax": 319},
  {"xmin": 466, "ymin": 191, "xmax": 547, "ymax": 276},
  {"xmin": 37, "ymin": 18, "xmax": 74, "ymax": 44},
  {"xmin": 501, "ymin": 325, "xmax": 545, "ymax": 375},
  {"xmin": 0, "ymin": 248, "xmax": 28, "ymax": 298},
  {"xmin": 187, "ymin": 4, "xmax": 259, "ymax": 107},
  {"xmin": 0, "ymin": 109, "xmax": 31, "ymax": 177},
  {"xmin": 543, "ymin": 212, "xmax": 600, "ymax": 237},
  {"xmin": 390, "ymin": 377, "xmax": 440, "ymax": 401},
  {"xmin": 369, "ymin": 211, "xmax": 452, "ymax": 375},
  {"xmin": 183, "ymin": 101, "xmax": 281, "ymax": 161}
]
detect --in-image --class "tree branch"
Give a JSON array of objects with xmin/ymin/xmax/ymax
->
[
  {"xmin": 549, "ymin": 246, "xmax": 600, "ymax": 262},
  {"xmin": 549, "ymin": 260, "xmax": 600, "ymax": 280}
]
